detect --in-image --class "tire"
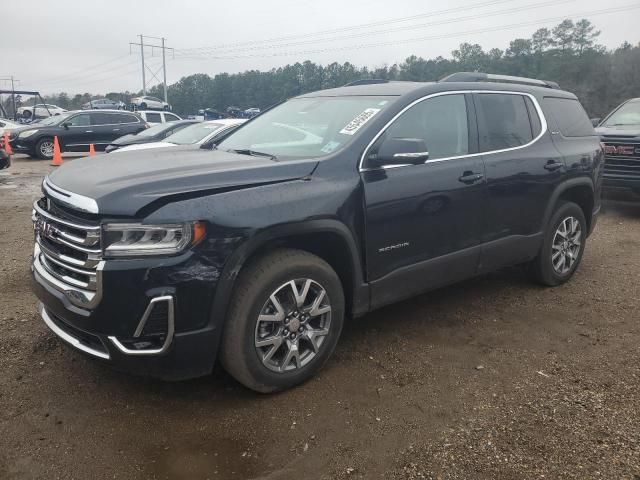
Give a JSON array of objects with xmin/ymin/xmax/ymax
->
[
  {"xmin": 530, "ymin": 201, "xmax": 587, "ymax": 286},
  {"xmin": 22, "ymin": 110, "xmax": 32, "ymax": 119},
  {"xmin": 140, "ymin": 102, "xmax": 147, "ymax": 110},
  {"xmin": 220, "ymin": 249, "xmax": 345, "ymax": 393},
  {"xmin": 163, "ymin": 105, "xmax": 170, "ymax": 111},
  {"xmin": 35, "ymin": 137, "xmax": 55, "ymax": 160}
]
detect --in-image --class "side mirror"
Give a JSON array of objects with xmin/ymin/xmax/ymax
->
[
  {"xmin": 368, "ymin": 137, "xmax": 429, "ymax": 168},
  {"xmin": 61, "ymin": 122, "xmax": 70, "ymax": 129},
  {"xmin": 590, "ymin": 118, "xmax": 601, "ymax": 127}
]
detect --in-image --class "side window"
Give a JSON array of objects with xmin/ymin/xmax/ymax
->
[
  {"xmin": 90, "ymin": 112, "xmax": 116, "ymax": 125},
  {"xmin": 543, "ymin": 97, "xmax": 595, "ymax": 137},
  {"xmin": 145, "ymin": 112, "xmax": 162, "ymax": 123},
  {"xmin": 114, "ymin": 113, "xmax": 139, "ymax": 124},
  {"xmin": 67, "ymin": 114, "xmax": 91, "ymax": 127},
  {"xmin": 382, "ymin": 94, "xmax": 469, "ymax": 160},
  {"xmin": 164, "ymin": 113, "xmax": 180, "ymax": 121},
  {"xmin": 475, "ymin": 93, "xmax": 533, "ymax": 151},
  {"xmin": 525, "ymin": 97, "xmax": 542, "ymax": 138}
]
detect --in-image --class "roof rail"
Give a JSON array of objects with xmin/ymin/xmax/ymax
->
[
  {"xmin": 439, "ymin": 72, "xmax": 560, "ymax": 89},
  {"xmin": 343, "ymin": 79, "xmax": 390, "ymax": 87}
]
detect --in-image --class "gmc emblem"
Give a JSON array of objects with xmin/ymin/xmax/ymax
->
[
  {"xmin": 604, "ymin": 145, "xmax": 635, "ymax": 156},
  {"xmin": 35, "ymin": 218, "xmax": 59, "ymax": 240}
]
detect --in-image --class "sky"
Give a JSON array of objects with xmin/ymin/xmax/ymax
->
[{"xmin": 2, "ymin": 0, "xmax": 639, "ymax": 95}]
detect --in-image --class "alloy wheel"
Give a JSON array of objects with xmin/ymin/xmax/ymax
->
[
  {"xmin": 551, "ymin": 216, "xmax": 582, "ymax": 275},
  {"xmin": 40, "ymin": 140, "xmax": 54, "ymax": 158},
  {"xmin": 254, "ymin": 278, "xmax": 332, "ymax": 373}
]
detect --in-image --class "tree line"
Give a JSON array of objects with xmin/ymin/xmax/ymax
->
[{"xmin": 31, "ymin": 19, "xmax": 640, "ymax": 118}]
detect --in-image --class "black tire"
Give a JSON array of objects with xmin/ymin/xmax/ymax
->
[
  {"xmin": 530, "ymin": 201, "xmax": 587, "ymax": 286},
  {"xmin": 35, "ymin": 137, "xmax": 55, "ymax": 160},
  {"xmin": 163, "ymin": 105, "xmax": 170, "ymax": 111},
  {"xmin": 22, "ymin": 110, "xmax": 32, "ymax": 119},
  {"xmin": 140, "ymin": 102, "xmax": 147, "ymax": 110},
  {"xmin": 220, "ymin": 249, "xmax": 345, "ymax": 393}
]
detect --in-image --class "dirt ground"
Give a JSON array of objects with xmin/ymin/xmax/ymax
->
[{"xmin": 1, "ymin": 156, "xmax": 639, "ymax": 480}]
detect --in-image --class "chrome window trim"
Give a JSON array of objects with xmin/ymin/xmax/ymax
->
[
  {"xmin": 66, "ymin": 111, "xmax": 141, "ymax": 127},
  {"xmin": 359, "ymin": 89, "xmax": 548, "ymax": 172},
  {"xmin": 39, "ymin": 303, "xmax": 110, "ymax": 360},
  {"xmin": 108, "ymin": 296, "xmax": 175, "ymax": 356},
  {"xmin": 43, "ymin": 177, "xmax": 99, "ymax": 214}
]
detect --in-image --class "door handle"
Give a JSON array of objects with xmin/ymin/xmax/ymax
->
[
  {"xmin": 84, "ymin": 130, "xmax": 93, "ymax": 133},
  {"xmin": 113, "ymin": 128, "xmax": 120, "ymax": 131},
  {"xmin": 458, "ymin": 171, "xmax": 484, "ymax": 184},
  {"xmin": 544, "ymin": 160, "xmax": 564, "ymax": 171}
]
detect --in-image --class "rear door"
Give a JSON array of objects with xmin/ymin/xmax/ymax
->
[
  {"xmin": 89, "ymin": 112, "xmax": 119, "ymax": 147},
  {"xmin": 144, "ymin": 112, "xmax": 163, "ymax": 125},
  {"xmin": 361, "ymin": 92, "xmax": 486, "ymax": 306},
  {"xmin": 473, "ymin": 91, "xmax": 564, "ymax": 271}
]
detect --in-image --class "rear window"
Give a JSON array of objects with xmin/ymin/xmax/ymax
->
[
  {"xmin": 475, "ymin": 93, "xmax": 533, "ymax": 152},
  {"xmin": 164, "ymin": 113, "xmax": 180, "ymax": 121},
  {"xmin": 543, "ymin": 97, "xmax": 595, "ymax": 137}
]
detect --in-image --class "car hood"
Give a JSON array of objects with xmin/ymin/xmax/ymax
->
[
  {"xmin": 46, "ymin": 148, "xmax": 318, "ymax": 216},
  {"xmin": 110, "ymin": 134, "xmax": 156, "ymax": 147},
  {"xmin": 596, "ymin": 126, "xmax": 640, "ymax": 138},
  {"xmin": 113, "ymin": 141, "xmax": 176, "ymax": 153}
]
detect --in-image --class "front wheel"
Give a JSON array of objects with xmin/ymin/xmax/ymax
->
[
  {"xmin": 140, "ymin": 102, "xmax": 147, "ymax": 110},
  {"xmin": 530, "ymin": 201, "xmax": 587, "ymax": 286},
  {"xmin": 35, "ymin": 137, "xmax": 54, "ymax": 160},
  {"xmin": 220, "ymin": 249, "xmax": 345, "ymax": 393}
]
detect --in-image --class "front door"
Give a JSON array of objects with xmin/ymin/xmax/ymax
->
[
  {"xmin": 361, "ymin": 92, "xmax": 486, "ymax": 308},
  {"xmin": 62, "ymin": 112, "xmax": 93, "ymax": 151}
]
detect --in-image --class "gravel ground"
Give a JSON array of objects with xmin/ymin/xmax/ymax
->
[{"xmin": 1, "ymin": 156, "xmax": 639, "ymax": 480}]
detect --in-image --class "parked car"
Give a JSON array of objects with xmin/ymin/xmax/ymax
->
[
  {"xmin": 31, "ymin": 73, "xmax": 602, "ymax": 392},
  {"xmin": 82, "ymin": 98, "xmax": 127, "ymax": 110},
  {"xmin": 113, "ymin": 118, "xmax": 245, "ymax": 153},
  {"xmin": 136, "ymin": 110, "xmax": 181, "ymax": 126},
  {"xmin": 130, "ymin": 95, "xmax": 171, "ymax": 111},
  {"xmin": 0, "ymin": 147, "xmax": 10, "ymax": 170},
  {"xmin": 595, "ymin": 97, "xmax": 640, "ymax": 199},
  {"xmin": 9, "ymin": 110, "xmax": 146, "ymax": 159},
  {"xmin": 244, "ymin": 107, "xmax": 261, "ymax": 117},
  {"xmin": 0, "ymin": 118, "xmax": 21, "ymax": 135},
  {"xmin": 17, "ymin": 104, "xmax": 67, "ymax": 119},
  {"xmin": 105, "ymin": 120, "xmax": 199, "ymax": 153}
]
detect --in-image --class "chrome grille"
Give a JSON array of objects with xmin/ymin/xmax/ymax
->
[
  {"xmin": 33, "ymin": 198, "xmax": 101, "ymax": 292},
  {"xmin": 602, "ymin": 141, "xmax": 640, "ymax": 178}
]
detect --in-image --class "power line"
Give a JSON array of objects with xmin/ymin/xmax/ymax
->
[
  {"xmin": 175, "ymin": 0, "xmax": 519, "ymax": 55},
  {"xmin": 34, "ymin": 54, "xmax": 132, "ymax": 84},
  {"xmin": 175, "ymin": 0, "xmax": 577, "ymax": 58},
  {"xmin": 174, "ymin": 4, "xmax": 640, "ymax": 61},
  {"xmin": 130, "ymin": 35, "xmax": 173, "ymax": 100},
  {"xmin": 35, "ymin": 57, "xmax": 141, "ymax": 87}
]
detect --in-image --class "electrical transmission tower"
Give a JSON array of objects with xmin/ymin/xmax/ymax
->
[{"xmin": 129, "ymin": 35, "xmax": 174, "ymax": 102}]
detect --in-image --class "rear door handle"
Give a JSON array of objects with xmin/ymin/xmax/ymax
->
[
  {"xmin": 544, "ymin": 160, "xmax": 564, "ymax": 171},
  {"xmin": 113, "ymin": 128, "xmax": 120, "ymax": 131},
  {"xmin": 458, "ymin": 171, "xmax": 484, "ymax": 184},
  {"xmin": 84, "ymin": 130, "xmax": 93, "ymax": 133}
]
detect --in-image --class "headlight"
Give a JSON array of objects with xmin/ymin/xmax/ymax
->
[
  {"xmin": 102, "ymin": 222, "xmax": 205, "ymax": 258},
  {"xmin": 19, "ymin": 129, "xmax": 38, "ymax": 138}
]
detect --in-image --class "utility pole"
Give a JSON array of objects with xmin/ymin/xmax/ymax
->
[
  {"xmin": 129, "ymin": 35, "xmax": 173, "ymax": 101},
  {"xmin": 139, "ymin": 35, "xmax": 146, "ymax": 95},
  {"xmin": 161, "ymin": 37, "xmax": 168, "ymax": 103}
]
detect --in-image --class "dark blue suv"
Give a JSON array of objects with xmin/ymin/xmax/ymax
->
[{"xmin": 31, "ymin": 72, "xmax": 602, "ymax": 392}]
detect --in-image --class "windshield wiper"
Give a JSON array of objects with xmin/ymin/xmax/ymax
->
[{"xmin": 228, "ymin": 148, "xmax": 276, "ymax": 160}]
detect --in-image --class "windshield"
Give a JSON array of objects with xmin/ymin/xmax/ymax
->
[
  {"xmin": 604, "ymin": 101, "xmax": 640, "ymax": 127},
  {"xmin": 164, "ymin": 122, "xmax": 224, "ymax": 145},
  {"xmin": 218, "ymin": 96, "xmax": 394, "ymax": 159},
  {"xmin": 137, "ymin": 123, "xmax": 174, "ymax": 138}
]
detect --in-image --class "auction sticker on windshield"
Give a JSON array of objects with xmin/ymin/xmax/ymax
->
[{"xmin": 340, "ymin": 108, "xmax": 381, "ymax": 135}]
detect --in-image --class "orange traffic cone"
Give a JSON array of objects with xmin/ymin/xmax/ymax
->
[
  {"xmin": 2, "ymin": 131, "xmax": 12, "ymax": 155},
  {"xmin": 89, "ymin": 144, "xmax": 96, "ymax": 156},
  {"xmin": 51, "ymin": 136, "xmax": 63, "ymax": 166}
]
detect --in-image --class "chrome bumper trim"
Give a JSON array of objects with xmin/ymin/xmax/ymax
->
[
  {"xmin": 33, "ymin": 243, "xmax": 104, "ymax": 309},
  {"xmin": 108, "ymin": 296, "xmax": 175, "ymax": 356},
  {"xmin": 39, "ymin": 303, "xmax": 110, "ymax": 360}
]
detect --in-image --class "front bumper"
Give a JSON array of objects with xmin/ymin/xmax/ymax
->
[
  {"xmin": 602, "ymin": 175, "xmax": 640, "ymax": 199},
  {"xmin": 32, "ymin": 242, "xmax": 222, "ymax": 381}
]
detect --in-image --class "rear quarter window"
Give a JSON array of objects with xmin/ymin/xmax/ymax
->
[
  {"xmin": 543, "ymin": 97, "xmax": 595, "ymax": 137},
  {"xmin": 145, "ymin": 112, "xmax": 162, "ymax": 123}
]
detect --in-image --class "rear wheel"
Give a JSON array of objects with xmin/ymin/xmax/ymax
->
[
  {"xmin": 35, "ymin": 137, "xmax": 54, "ymax": 160},
  {"xmin": 220, "ymin": 249, "xmax": 345, "ymax": 393},
  {"xmin": 530, "ymin": 201, "xmax": 587, "ymax": 286},
  {"xmin": 140, "ymin": 102, "xmax": 147, "ymax": 110}
]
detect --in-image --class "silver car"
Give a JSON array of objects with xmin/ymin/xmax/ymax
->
[{"xmin": 130, "ymin": 95, "xmax": 171, "ymax": 111}]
